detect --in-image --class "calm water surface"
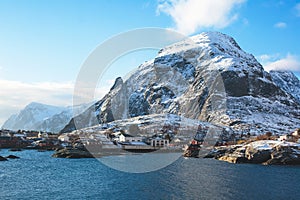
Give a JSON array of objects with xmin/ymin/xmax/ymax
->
[{"xmin": 0, "ymin": 149, "xmax": 300, "ymax": 200}]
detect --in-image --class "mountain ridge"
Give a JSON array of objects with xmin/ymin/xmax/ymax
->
[
  {"xmin": 2, "ymin": 102, "xmax": 90, "ymax": 133},
  {"xmin": 61, "ymin": 31, "xmax": 300, "ymax": 134}
]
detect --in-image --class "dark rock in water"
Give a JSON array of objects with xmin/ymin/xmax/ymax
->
[
  {"xmin": 9, "ymin": 148, "xmax": 22, "ymax": 152},
  {"xmin": 0, "ymin": 156, "xmax": 8, "ymax": 161},
  {"xmin": 52, "ymin": 148, "xmax": 94, "ymax": 159},
  {"xmin": 6, "ymin": 155, "xmax": 20, "ymax": 159},
  {"xmin": 183, "ymin": 149, "xmax": 200, "ymax": 158}
]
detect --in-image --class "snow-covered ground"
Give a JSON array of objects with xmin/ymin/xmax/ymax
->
[{"xmin": 245, "ymin": 140, "xmax": 300, "ymax": 151}]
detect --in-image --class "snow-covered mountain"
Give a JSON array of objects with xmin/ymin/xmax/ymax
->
[
  {"xmin": 2, "ymin": 102, "xmax": 89, "ymax": 133},
  {"xmin": 269, "ymin": 70, "xmax": 300, "ymax": 104},
  {"xmin": 60, "ymin": 32, "xmax": 300, "ymax": 134},
  {"xmin": 2, "ymin": 102, "xmax": 66, "ymax": 132}
]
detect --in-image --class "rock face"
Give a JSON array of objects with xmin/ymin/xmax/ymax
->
[
  {"xmin": 61, "ymin": 32, "xmax": 300, "ymax": 135},
  {"xmin": 264, "ymin": 146, "xmax": 300, "ymax": 165},
  {"xmin": 245, "ymin": 147, "xmax": 271, "ymax": 164},
  {"xmin": 208, "ymin": 140, "xmax": 300, "ymax": 165},
  {"xmin": 270, "ymin": 70, "xmax": 300, "ymax": 104},
  {"xmin": 35, "ymin": 109, "xmax": 74, "ymax": 133}
]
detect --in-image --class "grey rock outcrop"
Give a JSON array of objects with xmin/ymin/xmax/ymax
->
[
  {"xmin": 270, "ymin": 70, "xmax": 300, "ymax": 104},
  {"xmin": 245, "ymin": 146, "xmax": 271, "ymax": 164},
  {"xmin": 209, "ymin": 140, "xmax": 300, "ymax": 165},
  {"xmin": 264, "ymin": 145, "xmax": 300, "ymax": 165}
]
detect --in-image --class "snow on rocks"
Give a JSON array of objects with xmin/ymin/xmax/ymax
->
[
  {"xmin": 61, "ymin": 31, "xmax": 300, "ymax": 136},
  {"xmin": 209, "ymin": 140, "xmax": 300, "ymax": 165}
]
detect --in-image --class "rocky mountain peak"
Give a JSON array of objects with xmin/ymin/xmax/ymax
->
[
  {"xmin": 110, "ymin": 77, "xmax": 123, "ymax": 90},
  {"xmin": 61, "ymin": 32, "xmax": 300, "ymax": 135}
]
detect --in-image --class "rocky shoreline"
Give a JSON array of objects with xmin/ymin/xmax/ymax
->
[
  {"xmin": 2, "ymin": 139, "xmax": 300, "ymax": 166},
  {"xmin": 204, "ymin": 140, "xmax": 300, "ymax": 165}
]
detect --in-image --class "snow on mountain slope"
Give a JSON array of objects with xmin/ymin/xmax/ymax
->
[
  {"xmin": 36, "ymin": 103, "xmax": 91, "ymax": 133},
  {"xmin": 269, "ymin": 70, "xmax": 300, "ymax": 104},
  {"xmin": 2, "ymin": 102, "xmax": 65, "ymax": 131},
  {"xmin": 2, "ymin": 102, "xmax": 90, "ymax": 133},
  {"xmin": 61, "ymin": 32, "xmax": 300, "ymax": 135}
]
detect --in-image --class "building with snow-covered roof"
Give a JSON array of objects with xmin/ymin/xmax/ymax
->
[{"xmin": 119, "ymin": 133, "xmax": 144, "ymax": 143}]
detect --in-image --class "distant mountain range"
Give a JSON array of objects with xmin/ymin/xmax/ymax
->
[{"xmin": 2, "ymin": 102, "xmax": 89, "ymax": 133}]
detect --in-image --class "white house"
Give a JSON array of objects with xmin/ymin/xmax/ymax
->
[
  {"xmin": 150, "ymin": 138, "xmax": 169, "ymax": 147},
  {"xmin": 119, "ymin": 133, "xmax": 144, "ymax": 143}
]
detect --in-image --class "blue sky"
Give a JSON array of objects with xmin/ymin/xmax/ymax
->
[{"xmin": 0, "ymin": 0, "xmax": 300, "ymax": 126}]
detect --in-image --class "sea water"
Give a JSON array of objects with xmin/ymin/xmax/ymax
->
[{"xmin": 0, "ymin": 149, "xmax": 300, "ymax": 200}]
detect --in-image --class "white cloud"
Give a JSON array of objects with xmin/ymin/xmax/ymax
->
[
  {"xmin": 0, "ymin": 80, "xmax": 74, "ymax": 126},
  {"xmin": 157, "ymin": 0, "xmax": 246, "ymax": 35},
  {"xmin": 296, "ymin": 3, "xmax": 300, "ymax": 17},
  {"xmin": 0, "ymin": 80, "xmax": 74, "ymax": 107},
  {"xmin": 260, "ymin": 54, "xmax": 300, "ymax": 72},
  {"xmin": 274, "ymin": 22, "xmax": 287, "ymax": 29},
  {"xmin": 0, "ymin": 79, "xmax": 110, "ymax": 126}
]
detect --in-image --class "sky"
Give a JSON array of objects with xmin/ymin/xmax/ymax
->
[{"xmin": 0, "ymin": 0, "xmax": 300, "ymax": 126}]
